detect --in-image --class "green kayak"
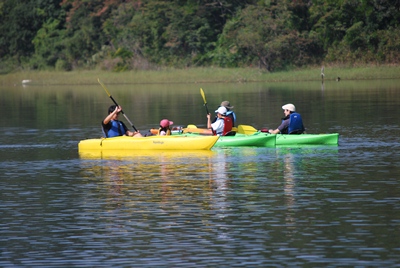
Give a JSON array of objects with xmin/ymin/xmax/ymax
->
[
  {"xmin": 182, "ymin": 132, "xmax": 276, "ymax": 147},
  {"xmin": 215, "ymin": 133, "xmax": 276, "ymax": 147},
  {"xmin": 233, "ymin": 125, "xmax": 339, "ymax": 145},
  {"xmin": 153, "ymin": 125, "xmax": 338, "ymax": 146},
  {"xmin": 273, "ymin": 133, "xmax": 339, "ymax": 145}
]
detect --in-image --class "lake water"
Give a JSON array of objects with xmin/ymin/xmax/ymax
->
[{"xmin": 1, "ymin": 79, "xmax": 400, "ymax": 267}]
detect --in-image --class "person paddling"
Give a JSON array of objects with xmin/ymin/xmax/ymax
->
[
  {"xmin": 207, "ymin": 106, "xmax": 234, "ymax": 136},
  {"xmin": 268, "ymin": 103, "xmax": 305, "ymax": 134},
  {"xmin": 102, "ymin": 105, "xmax": 143, "ymax": 137}
]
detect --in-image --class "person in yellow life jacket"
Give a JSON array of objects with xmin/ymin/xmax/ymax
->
[
  {"xmin": 102, "ymin": 105, "xmax": 143, "ymax": 137},
  {"xmin": 158, "ymin": 119, "xmax": 174, "ymax": 135}
]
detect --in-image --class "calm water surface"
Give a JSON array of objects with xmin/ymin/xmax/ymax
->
[{"xmin": 1, "ymin": 79, "xmax": 400, "ymax": 267}]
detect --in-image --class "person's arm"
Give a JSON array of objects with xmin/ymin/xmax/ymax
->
[
  {"xmin": 268, "ymin": 128, "xmax": 280, "ymax": 134},
  {"xmin": 126, "ymin": 130, "xmax": 141, "ymax": 137},
  {"xmin": 269, "ymin": 119, "xmax": 289, "ymax": 134},
  {"xmin": 103, "ymin": 106, "xmax": 121, "ymax": 124},
  {"xmin": 207, "ymin": 113, "xmax": 212, "ymax": 129}
]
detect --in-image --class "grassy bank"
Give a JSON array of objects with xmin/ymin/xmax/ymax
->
[{"xmin": 1, "ymin": 65, "xmax": 400, "ymax": 86}]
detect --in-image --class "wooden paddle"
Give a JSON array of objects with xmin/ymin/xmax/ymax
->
[
  {"xmin": 98, "ymin": 78, "xmax": 138, "ymax": 132},
  {"xmin": 237, "ymin": 125, "xmax": 258, "ymax": 135},
  {"xmin": 200, "ymin": 88, "xmax": 210, "ymax": 115}
]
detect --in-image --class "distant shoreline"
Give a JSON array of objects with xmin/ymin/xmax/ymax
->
[{"xmin": 1, "ymin": 65, "xmax": 400, "ymax": 86}]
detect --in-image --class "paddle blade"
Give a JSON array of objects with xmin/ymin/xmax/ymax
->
[
  {"xmin": 238, "ymin": 125, "xmax": 258, "ymax": 135},
  {"xmin": 187, "ymin": 124, "xmax": 198, "ymax": 128},
  {"xmin": 98, "ymin": 78, "xmax": 111, "ymax": 97},
  {"xmin": 200, "ymin": 88, "xmax": 207, "ymax": 104},
  {"xmin": 200, "ymin": 88, "xmax": 210, "ymax": 114}
]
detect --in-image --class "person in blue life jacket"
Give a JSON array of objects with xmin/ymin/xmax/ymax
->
[
  {"xmin": 212, "ymin": 101, "xmax": 237, "ymax": 127},
  {"xmin": 268, "ymin": 103, "xmax": 305, "ymax": 134},
  {"xmin": 102, "ymin": 105, "xmax": 143, "ymax": 137}
]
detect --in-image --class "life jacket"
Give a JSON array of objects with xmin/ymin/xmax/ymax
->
[
  {"xmin": 158, "ymin": 127, "xmax": 171, "ymax": 136},
  {"xmin": 106, "ymin": 120, "xmax": 124, "ymax": 137},
  {"xmin": 222, "ymin": 116, "xmax": 234, "ymax": 136},
  {"xmin": 226, "ymin": 111, "xmax": 236, "ymax": 127},
  {"xmin": 288, "ymin": 113, "xmax": 305, "ymax": 134},
  {"xmin": 213, "ymin": 116, "xmax": 234, "ymax": 136}
]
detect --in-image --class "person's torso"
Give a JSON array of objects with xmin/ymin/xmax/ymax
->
[{"xmin": 105, "ymin": 120, "xmax": 125, "ymax": 137}]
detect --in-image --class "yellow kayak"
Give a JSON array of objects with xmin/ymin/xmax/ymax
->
[
  {"xmin": 78, "ymin": 135, "xmax": 219, "ymax": 151},
  {"xmin": 79, "ymin": 149, "xmax": 216, "ymax": 159}
]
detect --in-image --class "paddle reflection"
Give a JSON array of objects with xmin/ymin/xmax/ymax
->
[
  {"xmin": 274, "ymin": 146, "xmax": 339, "ymax": 236},
  {"xmin": 206, "ymin": 149, "xmax": 234, "ymax": 241},
  {"xmin": 282, "ymin": 151, "xmax": 296, "ymax": 235}
]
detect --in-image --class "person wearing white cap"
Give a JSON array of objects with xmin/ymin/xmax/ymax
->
[
  {"xmin": 207, "ymin": 106, "xmax": 231, "ymax": 136},
  {"xmin": 268, "ymin": 103, "xmax": 305, "ymax": 134},
  {"xmin": 215, "ymin": 101, "xmax": 237, "ymax": 126},
  {"xmin": 158, "ymin": 119, "xmax": 174, "ymax": 135}
]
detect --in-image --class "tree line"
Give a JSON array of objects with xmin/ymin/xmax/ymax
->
[{"xmin": 0, "ymin": 0, "xmax": 399, "ymax": 73}]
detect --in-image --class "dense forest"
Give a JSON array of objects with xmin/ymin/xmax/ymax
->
[{"xmin": 0, "ymin": 0, "xmax": 399, "ymax": 73}]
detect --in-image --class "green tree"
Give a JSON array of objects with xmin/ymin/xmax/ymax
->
[
  {"xmin": 0, "ymin": 0, "xmax": 63, "ymax": 65},
  {"xmin": 311, "ymin": 0, "xmax": 400, "ymax": 64},
  {"xmin": 101, "ymin": 0, "xmax": 255, "ymax": 69},
  {"xmin": 1, "ymin": 0, "xmax": 400, "ymax": 71},
  {"xmin": 214, "ymin": 1, "xmax": 322, "ymax": 71}
]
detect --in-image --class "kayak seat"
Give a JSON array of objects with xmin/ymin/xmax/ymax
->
[
  {"xmin": 288, "ymin": 129, "xmax": 304, "ymax": 134},
  {"xmin": 223, "ymin": 131, "xmax": 236, "ymax": 136}
]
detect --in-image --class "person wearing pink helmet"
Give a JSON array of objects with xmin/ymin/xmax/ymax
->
[{"xmin": 158, "ymin": 119, "xmax": 174, "ymax": 135}]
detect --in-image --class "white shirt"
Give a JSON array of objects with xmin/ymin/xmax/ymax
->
[{"xmin": 211, "ymin": 118, "xmax": 224, "ymax": 135}]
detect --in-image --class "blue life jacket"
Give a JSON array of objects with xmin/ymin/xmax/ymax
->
[
  {"xmin": 226, "ymin": 111, "xmax": 236, "ymax": 126},
  {"xmin": 106, "ymin": 120, "xmax": 124, "ymax": 137},
  {"xmin": 288, "ymin": 113, "xmax": 305, "ymax": 134}
]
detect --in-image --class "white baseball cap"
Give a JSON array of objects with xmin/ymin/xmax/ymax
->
[
  {"xmin": 215, "ymin": 106, "xmax": 227, "ymax": 115},
  {"xmin": 282, "ymin": 103, "xmax": 296, "ymax": 112}
]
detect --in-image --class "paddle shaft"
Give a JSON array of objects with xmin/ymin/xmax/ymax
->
[
  {"xmin": 200, "ymin": 88, "xmax": 210, "ymax": 115},
  {"xmin": 98, "ymin": 78, "xmax": 138, "ymax": 132}
]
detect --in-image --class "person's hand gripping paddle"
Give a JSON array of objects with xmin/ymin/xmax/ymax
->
[{"xmin": 98, "ymin": 78, "xmax": 138, "ymax": 132}]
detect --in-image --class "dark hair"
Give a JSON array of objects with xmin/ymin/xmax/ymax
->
[{"xmin": 108, "ymin": 105, "xmax": 117, "ymax": 114}]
